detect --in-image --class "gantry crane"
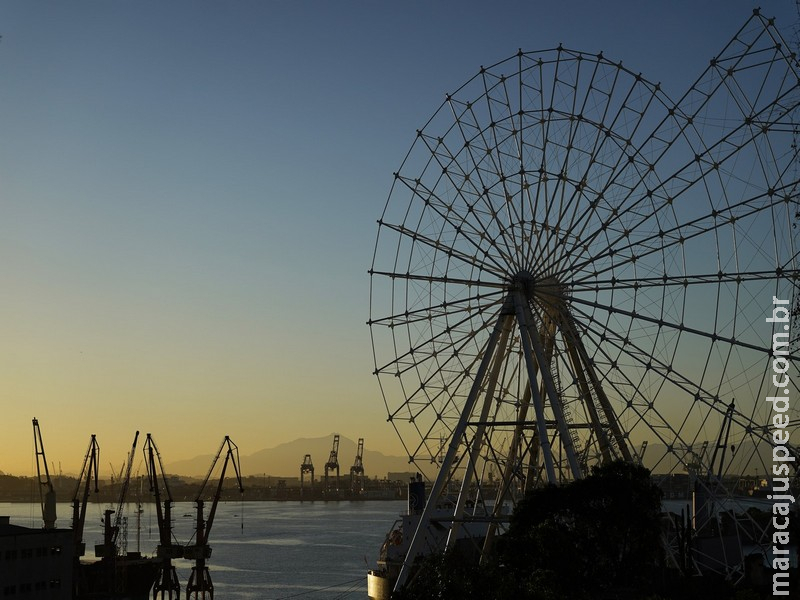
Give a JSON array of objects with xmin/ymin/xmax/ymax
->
[
  {"xmin": 144, "ymin": 433, "xmax": 182, "ymax": 599},
  {"xmin": 185, "ymin": 436, "xmax": 244, "ymax": 600},
  {"xmin": 323, "ymin": 434, "xmax": 340, "ymax": 497},
  {"xmin": 300, "ymin": 454, "xmax": 315, "ymax": 500},
  {"xmin": 32, "ymin": 418, "xmax": 57, "ymax": 529},
  {"xmin": 71, "ymin": 434, "xmax": 100, "ymax": 558},
  {"xmin": 349, "ymin": 438, "xmax": 365, "ymax": 496}
]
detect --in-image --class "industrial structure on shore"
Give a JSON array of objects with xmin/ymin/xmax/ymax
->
[{"xmin": 0, "ymin": 419, "xmax": 245, "ymax": 600}]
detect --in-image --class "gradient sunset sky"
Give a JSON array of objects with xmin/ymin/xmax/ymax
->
[{"xmin": 1, "ymin": 1, "xmax": 796, "ymax": 476}]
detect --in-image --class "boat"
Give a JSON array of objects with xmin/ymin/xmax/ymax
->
[
  {"xmin": 73, "ymin": 507, "xmax": 159, "ymax": 599},
  {"xmin": 367, "ymin": 477, "xmax": 501, "ymax": 600},
  {"xmin": 75, "ymin": 553, "xmax": 159, "ymax": 600}
]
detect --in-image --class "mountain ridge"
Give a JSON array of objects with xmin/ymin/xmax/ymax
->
[
  {"xmin": 162, "ymin": 435, "xmax": 770, "ymax": 479},
  {"xmin": 164, "ymin": 433, "xmax": 415, "ymax": 479}
]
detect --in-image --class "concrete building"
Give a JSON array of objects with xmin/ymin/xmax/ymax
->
[{"xmin": 0, "ymin": 516, "xmax": 73, "ymax": 599}]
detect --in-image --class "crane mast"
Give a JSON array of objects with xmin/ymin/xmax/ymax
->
[
  {"xmin": 300, "ymin": 454, "xmax": 315, "ymax": 501},
  {"xmin": 71, "ymin": 434, "xmax": 100, "ymax": 557},
  {"xmin": 144, "ymin": 433, "xmax": 182, "ymax": 599},
  {"xmin": 324, "ymin": 434, "xmax": 340, "ymax": 498},
  {"xmin": 32, "ymin": 418, "xmax": 57, "ymax": 529},
  {"xmin": 349, "ymin": 438, "xmax": 365, "ymax": 496},
  {"xmin": 185, "ymin": 436, "xmax": 244, "ymax": 600}
]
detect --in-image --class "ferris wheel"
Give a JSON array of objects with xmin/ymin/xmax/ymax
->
[{"xmin": 368, "ymin": 9, "xmax": 799, "ymax": 584}]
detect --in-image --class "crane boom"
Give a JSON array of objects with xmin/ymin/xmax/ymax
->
[
  {"xmin": 32, "ymin": 418, "xmax": 56, "ymax": 529},
  {"xmin": 96, "ymin": 430, "xmax": 140, "ymax": 560},
  {"xmin": 112, "ymin": 430, "xmax": 140, "ymax": 548}
]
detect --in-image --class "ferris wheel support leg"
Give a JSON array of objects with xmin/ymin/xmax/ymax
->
[
  {"xmin": 524, "ymin": 303, "xmax": 584, "ymax": 480},
  {"xmin": 562, "ymin": 329, "xmax": 613, "ymax": 464},
  {"xmin": 393, "ymin": 304, "xmax": 510, "ymax": 593},
  {"xmin": 512, "ymin": 295, "xmax": 558, "ymax": 483},
  {"xmin": 561, "ymin": 314, "xmax": 633, "ymax": 462},
  {"xmin": 445, "ymin": 314, "xmax": 514, "ymax": 552},
  {"xmin": 481, "ymin": 384, "xmax": 534, "ymax": 563}
]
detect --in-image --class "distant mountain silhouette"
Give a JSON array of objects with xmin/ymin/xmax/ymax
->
[
  {"xmin": 163, "ymin": 435, "xmax": 773, "ymax": 479},
  {"xmin": 164, "ymin": 434, "xmax": 415, "ymax": 479}
]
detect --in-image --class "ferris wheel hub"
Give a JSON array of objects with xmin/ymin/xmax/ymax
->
[{"xmin": 510, "ymin": 271, "xmax": 566, "ymax": 304}]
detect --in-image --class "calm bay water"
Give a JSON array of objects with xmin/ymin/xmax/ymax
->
[{"xmin": 2, "ymin": 500, "xmax": 405, "ymax": 599}]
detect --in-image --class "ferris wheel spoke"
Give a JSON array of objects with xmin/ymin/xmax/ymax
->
[
  {"xmin": 419, "ymin": 107, "xmax": 543, "ymax": 268},
  {"xmin": 565, "ymin": 185, "xmax": 795, "ymax": 283},
  {"xmin": 562, "ymin": 63, "xmax": 798, "ymax": 279},
  {"xmin": 572, "ymin": 303, "xmax": 780, "ymax": 453},
  {"xmin": 580, "ymin": 119, "xmax": 795, "ymax": 279},
  {"xmin": 520, "ymin": 51, "xmax": 628, "ymax": 275},
  {"xmin": 376, "ymin": 216, "xmax": 510, "ymax": 280},
  {"xmin": 478, "ymin": 70, "xmax": 530, "ymax": 267},
  {"xmin": 374, "ymin": 299, "xmax": 500, "ymax": 378},
  {"xmin": 547, "ymin": 85, "xmax": 668, "ymax": 271},
  {"xmin": 390, "ymin": 174, "xmax": 516, "ymax": 276},
  {"xmin": 368, "ymin": 288, "xmax": 505, "ymax": 328},
  {"xmin": 368, "ymin": 269, "xmax": 506, "ymax": 290},
  {"xmin": 573, "ymin": 321, "xmax": 722, "ymax": 473},
  {"xmin": 567, "ymin": 312, "xmax": 695, "ymax": 466},
  {"xmin": 569, "ymin": 269, "xmax": 785, "ymax": 291},
  {"xmin": 569, "ymin": 292, "xmax": 776, "ymax": 358},
  {"xmin": 413, "ymin": 130, "xmax": 523, "ymax": 274},
  {"xmin": 527, "ymin": 50, "xmax": 590, "ymax": 273},
  {"xmin": 402, "ymin": 319, "xmax": 508, "ymax": 464},
  {"xmin": 444, "ymin": 94, "xmax": 526, "ymax": 272}
]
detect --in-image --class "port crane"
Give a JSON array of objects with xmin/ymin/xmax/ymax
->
[
  {"xmin": 300, "ymin": 454, "xmax": 315, "ymax": 500},
  {"xmin": 324, "ymin": 434, "xmax": 340, "ymax": 497},
  {"xmin": 185, "ymin": 436, "xmax": 244, "ymax": 600},
  {"xmin": 97, "ymin": 431, "xmax": 139, "ymax": 559},
  {"xmin": 144, "ymin": 434, "xmax": 182, "ymax": 599},
  {"xmin": 71, "ymin": 434, "xmax": 100, "ymax": 558},
  {"xmin": 349, "ymin": 438, "xmax": 365, "ymax": 496},
  {"xmin": 32, "ymin": 418, "xmax": 57, "ymax": 529}
]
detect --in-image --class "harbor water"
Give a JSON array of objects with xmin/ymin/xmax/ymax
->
[{"xmin": 2, "ymin": 500, "xmax": 405, "ymax": 599}]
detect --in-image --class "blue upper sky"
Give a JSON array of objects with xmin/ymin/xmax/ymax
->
[{"xmin": 0, "ymin": 1, "xmax": 796, "ymax": 474}]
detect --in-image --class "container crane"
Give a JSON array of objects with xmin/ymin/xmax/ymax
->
[
  {"xmin": 349, "ymin": 438, "xmax": 365, "ymax": 496},
  {"xmin": 144, "ymin": 433, "xmax": 182, "ymax": 599},
  {"xmin": 32, "ymin": 418, "xmax": 57, "ymax": 529},
  {"xmin": 185, "ymin": 436, "xmax": 244, "ymax": 600},
  {"xmin": 300, "ymin": 454, "xmax": 315, "ymax": 500},
  {"xmin": 324, "ymin": 434, "xmax": 340, "ymax": 497},
  {"xmin": 71, "ymin": 434, "xmax": 100, "ymax": 558}
]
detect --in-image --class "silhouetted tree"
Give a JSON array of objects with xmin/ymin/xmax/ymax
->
[
  {"xmin": 495, "ymin": 460, "xmax": 664, "ymax": 598},
  {"xmin": 394, "ymin": 460, "xmax": 665, "ymax": 599}
]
